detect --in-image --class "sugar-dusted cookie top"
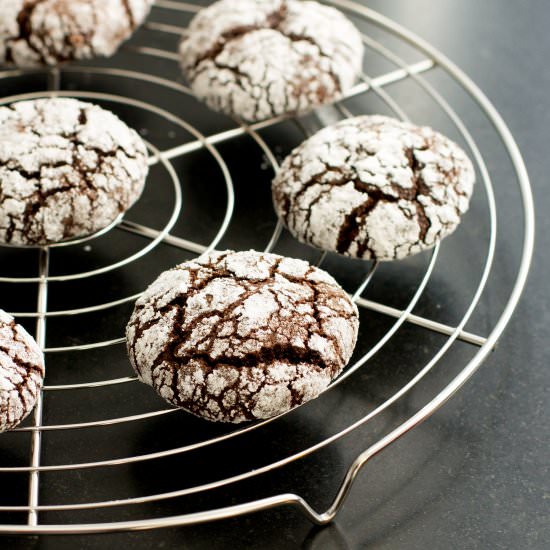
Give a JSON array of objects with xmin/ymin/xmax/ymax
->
[
  {"xmin": 126, "ymin": 250, "xmax": 359, "ymax": 422},
  {"xmin": 0, "ymin": 309, "xmax": 44, "ymax": 433},
  {"xmin": 272, "ymin": 115, "xmax": 475, "ymax": 260},
  {"xmin": 180, "ymin": 0, "xmax": 364, "ymax": 121},
  {"xmin": 0, "ymin": 98, "xmax": 148, "ymax": 246},
  {"xmin": 0, "ymin": 0, "xmax": 155, "ymax": 67}
]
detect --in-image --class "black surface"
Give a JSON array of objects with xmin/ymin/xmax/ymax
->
[{"xmin": 0, "ymin": 0, "xmax": 548, "ymax": 549}]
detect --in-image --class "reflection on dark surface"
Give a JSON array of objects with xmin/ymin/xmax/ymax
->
[{"xmin": 302, "ymin": 523, "xmax": 350, "ymax": 550}]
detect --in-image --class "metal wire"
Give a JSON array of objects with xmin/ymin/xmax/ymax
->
[{"xmin": 0, "ymin": 0, "xmax": 534, "ymax": 534}]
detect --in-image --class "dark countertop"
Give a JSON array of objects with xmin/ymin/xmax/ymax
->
[{"xmin": 1, "ymin": 0, "xmax": 548, "ymax": 548}]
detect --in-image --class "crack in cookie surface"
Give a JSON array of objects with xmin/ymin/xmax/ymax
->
[
  {"xmin": 0, "ymin": 310, "xmax": 45, "ymax": 433},
  {"xmin": 126, "ymin": 250, "xmax": 359, "ymax": 423},
  {"xmin": 179, "ymin": 0, "xmax": 364, "ymax": 122},
  {"xmin": 272, "ymin": 115, "xmax": 476, "ymax": 261},
  {"xmin": 0, "ymin": 97, "xmax": 148, "ymax": 245}
]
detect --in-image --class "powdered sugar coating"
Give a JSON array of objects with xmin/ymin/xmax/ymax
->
[
  {"xmin": 0, "ymin": 310, "xmax": 44, "ymax": 433},
  {"xmin": 0, "ymin": 97, "xmax": 148, "ymax": 245},
  {"xmin": 126, "ymin": 250, "xmax": 359, "ymax": 423},
  {"xmin": 0, "ymin": 0, "xmax": 154, "ymax": 67},
  {"xmin": 179, "ymin": 0, "xmax": 364, "ymax": 122},
  {"xmin": 272, "ymin": 115, "xmax": 476, "ymax": 261}
]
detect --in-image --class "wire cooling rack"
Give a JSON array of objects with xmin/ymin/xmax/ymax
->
[{"xmin": 0, "ymin": 0, "xmax": 534, "ymax": 535}]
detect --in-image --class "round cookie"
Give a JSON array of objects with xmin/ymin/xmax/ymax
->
[
  {"xmin": 0, "ymin": 97, "xmax": 149, "ymax": 246},
  {"xmin": 0, "ymin": 310, "xmax": 44, "ymax": 433},
  {"xmin": 272, "ymin": 115, "xmax": 476, "ymax": 261},
  {"xmin": 179, "ymin": 0, "xmax": 364, "ymax": 122},
  {"xmin": 0, "ymin": 0, "xmax": 154, "ymax": 67},
  {"xmin": 126, "ymin": 250, "xmax": 359, "ymax": 423}
]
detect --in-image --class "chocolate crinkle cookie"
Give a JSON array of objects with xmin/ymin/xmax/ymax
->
[
  {"xmin": 272, "ymin": 115, "xmax": 476, "ymax": 261},
  {"xmin": 0, "ymin": 310, "xmax": 44, "ymax": 433},
  {"xmin": 179, "ymin": 0, "xmax": 364, "ymax": 122},
  {"xmin": 0, "ymin": 0, "xmax": 154, "ymax": 67},
  {"xmin": 126, "ymin": 250, "xmax": 359, "ymax": 423},
  {"xmin": 0, "ymin": 97, "xmax": 149, "ymax": 246}
]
